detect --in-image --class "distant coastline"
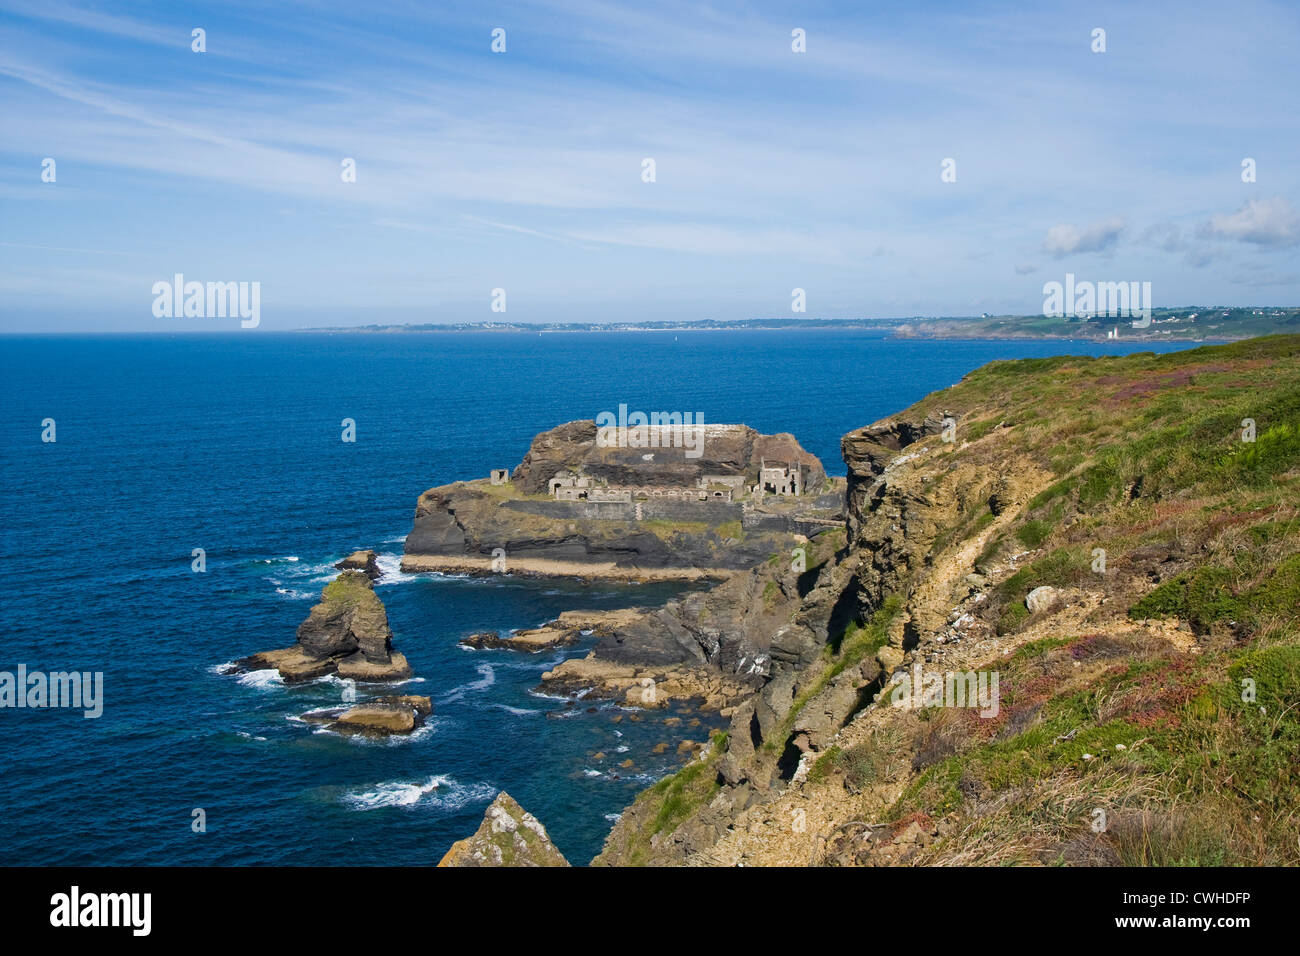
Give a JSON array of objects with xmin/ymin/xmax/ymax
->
[{"xmin": 293, "ymin": 308, "xmax": 1298, "ymax": 344}]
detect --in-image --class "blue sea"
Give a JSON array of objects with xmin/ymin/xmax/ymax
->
[{"xmin": 0, "ymin": 330, "xmax": 1202, "ymax": 865}]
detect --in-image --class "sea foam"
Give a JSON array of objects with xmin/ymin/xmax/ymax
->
[{"xmin": 341, "ymin": 774, "xmax": 496, "ymax": 811}]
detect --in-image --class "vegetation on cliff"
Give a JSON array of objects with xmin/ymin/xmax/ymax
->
[{"xmin": 597, "ymin": 335, "xmax": 1300, "ymax": 866}]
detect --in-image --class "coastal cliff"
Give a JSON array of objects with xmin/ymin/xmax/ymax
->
[
  {"xmin": 401, "ymin": 420, "xmax": 842, "ymax": 578},
  {"xmin": 584, "ymin": 335, "xmax": 1300, "ymax": 866}
]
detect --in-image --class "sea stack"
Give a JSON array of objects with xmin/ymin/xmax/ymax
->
[{"xmin": 237, "ymin": 570, "xmax": 413, "ymax": 683}]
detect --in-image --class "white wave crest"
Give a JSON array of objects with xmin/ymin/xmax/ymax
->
[
  {"xmin": 341, "ymin": 774, "xmax": 496, "ymax": 811},
  {"xmin": 236, "ymin": 669, "xmax": 284, "ymax": 690}
]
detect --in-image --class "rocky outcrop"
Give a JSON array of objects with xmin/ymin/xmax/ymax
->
[
  {"xmin": 584, "ymin": 339, "xmax": 1300, "ymax": 867},
  {"xmin": 237, "ymin": 571, "xmax": 413, "ymax": 683},
  {"xmin": 438, "ymin": 793, "xmax": 570, "ymax": 867},
  {"xmin": 460, "ymin": 608, "xmax": 643, "ymax": 652},
  {"xmin": 401, "ymin": 421, "xmax": 842, "ymax": 578},
  {"xmin": 594, "ymin": 410, "xmax": 1021, "ymax": 864},
  {"xmin": 461, "ymin": 628, "xmax": 575, "ymax": 651},
  {"xmin": 841, "ymin": 413, "xmax": 947, "ymax": 546},
  {"xmin": 335, "ymin": 549, "xmax": 381, "ymax": 579},
  {"xmin": 511, "ymin": 420, "xmax": 827, "ymax": 496},
  {"xmin": 538, "ymin": 654, "xmax": 751, "ymax": 711},
  {"xmin": 300, "ymin": 695, "xmax": 432, "ymax": 736}
]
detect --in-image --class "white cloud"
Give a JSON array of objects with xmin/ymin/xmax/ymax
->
[
  {"xmin": 1203, "ymin": 197, "xmax": 1300, "ymax": 247},
  {"xmin": 1042, "ymin": 217, "xmax": 1126, "ymax": 257}
]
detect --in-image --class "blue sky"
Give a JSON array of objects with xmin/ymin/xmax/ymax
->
[{"xmin": 2, "ymin": 0, "xmax": 1298, "ymax": 331}]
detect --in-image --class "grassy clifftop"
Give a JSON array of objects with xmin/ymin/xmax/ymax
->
[{"xmin": 597, "ymin": 335, "xmax": 1300, "ymax": 866}]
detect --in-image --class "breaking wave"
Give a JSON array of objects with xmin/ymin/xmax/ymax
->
[{"xmin": 341, "ymin": 774, "xmax": 496, "ymax": 811}]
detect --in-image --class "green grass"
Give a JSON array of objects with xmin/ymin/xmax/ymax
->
[
  {"xmin": 1015, "ymin": 519, "xmax": 1052, "ymax": 549},
  {"xmin": 715, "ymin": 520, "xmax": 744, "ymax": 540},
  {"xmin": 614, "ymin": 732, "xmax": 729, "ymax": 865},
  {"xmin": 1130, "ymin": 553, "xmax": 1300, "ymax": 635},
  {"xmin": 880, "ymin": 624, "xmax": 1300, "ymax": 864}
]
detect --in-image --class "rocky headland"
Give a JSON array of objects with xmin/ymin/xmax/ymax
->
[
  {"xmin": 401, "ymin": 420, "xmax": 843, "ymax": 579},
  {"xmin": 443, "ymin": 336, "xmax": 1300, "ymax": 867}
]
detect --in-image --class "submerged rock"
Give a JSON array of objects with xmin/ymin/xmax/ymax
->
[{"xmin": 438, "ymin": 793, "xmax": 570, "ymax": 867}]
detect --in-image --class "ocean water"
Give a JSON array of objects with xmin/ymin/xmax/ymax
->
[{"xmin": 0, "ymin": 330, "xmax": 1202, "ymax": 865}]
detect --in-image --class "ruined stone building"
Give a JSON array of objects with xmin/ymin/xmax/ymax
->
[
  {"xmin": 549, "ymin": 464, "xmax": 802, "ymax": 504},
  {"xmin": 754, "ymin": 460, "xmax": 802, "ymax": 497}
]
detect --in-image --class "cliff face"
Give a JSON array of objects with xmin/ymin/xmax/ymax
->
[
  {"xmin": 402, "ymin": 421, "xmax": 841, "ymax": 577},
  {"xmin": 595, "ymin": 336, "xmax": 1300, "ymax": 867}
]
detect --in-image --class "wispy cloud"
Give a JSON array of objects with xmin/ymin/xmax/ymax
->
[
  {"xmin": 1202, "ymin": 197, "xmax": 1300, "ymax": 247},
  {"xmin": 1042, "ymin": 217, "xmax": 1127, "ymax": 257},
  {"xmin": 1, "ymin": 0, "xmax": 1298, "ymax": 329}
]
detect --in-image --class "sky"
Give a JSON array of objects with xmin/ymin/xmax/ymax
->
[{"xmin": 1, "ymin": 0, "xmax": 1298, "ymax": 332}]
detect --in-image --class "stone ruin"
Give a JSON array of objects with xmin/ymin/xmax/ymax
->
[
  {"xmin": 548, "ymin": 467, "xmax": 800, "ymax": 504},
  {"xmin": 754, "ymin": 459, "xmax": 803, "ymax": 497}
]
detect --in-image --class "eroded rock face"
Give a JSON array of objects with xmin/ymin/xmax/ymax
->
[
  {"xmin": 842, "ymin": 414, "xmax": 947, "ymax": 546},
  {"xmin": 297, "ymin": 571, "xmax": 394, "ymax": 661},
  {"xmin": 438, "ymin": 793, "xmax": 570, "ymax": 867},
  {"xmin": 551, "ymin": 540, "xmax": 848, "ymax": 675},
  {"xmin": 236, "ymin": 570, "xmax": 413, "ymax": 683}
]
